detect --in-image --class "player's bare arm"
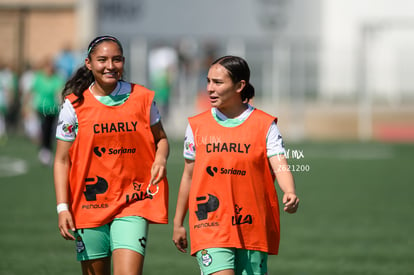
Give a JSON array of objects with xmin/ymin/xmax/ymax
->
[
  {"xmin": 173, "ymin": 159, "xmax": 194, "ymax": 253},
  {"xmin": 269, "ymin": 155, "xmax": 299, "ymax": 213}
]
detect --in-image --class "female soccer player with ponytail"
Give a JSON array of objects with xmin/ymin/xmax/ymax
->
[
  {"xmin": 54, "ymin": 35, "xmax": 169, "ymax": 275},
  {"xmin": 173, "ymin": 55, "xmax": 299, "ymax": 275}
]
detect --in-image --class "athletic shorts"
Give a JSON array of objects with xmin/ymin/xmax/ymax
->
[
  {"xmin": 74, "ymin": 216, "xmax": 148, "ymax": 261},
  {"xmin": 196, "ymin": 248, "xmax": 268, "ymax": 275}
]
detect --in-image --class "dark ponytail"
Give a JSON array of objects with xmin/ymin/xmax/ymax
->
[
  {"xmin": 61, "ymin": 65, "xmax": 94, "ymax": 104},
  {"xmin": 212, "ymin": 55, "xmax": 255, "ymax": 102},
  {"xmin": 241, "ymin": 83, "xmax": 255, "ymax": 103}
]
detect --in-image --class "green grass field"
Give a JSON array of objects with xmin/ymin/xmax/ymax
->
[{"xmin": 1, "ymin": 135, "xmax": 413, "ymax": 275}]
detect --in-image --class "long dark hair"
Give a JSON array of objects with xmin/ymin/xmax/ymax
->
[
  {"xmin": 212, "ymin": 55, "xmax": 255, "ymax": 102},
  {"xmin": 61, "ymin": 35, "xmax": 124, "ymax": 104}
]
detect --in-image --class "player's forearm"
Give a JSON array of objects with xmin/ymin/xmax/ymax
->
[
  {"xmin": 151, "ymin": 121, "xmax": 169, "ymax": 162},
  {"xmin": 154, "ymin": 137, "xmax": 169, "ymax": 165},
  {"xmin": 54, "ymin": 159, "xmax": 70, "ymax": 204},
  {"xmin": 269, "ymin": 155, "xmax": 296, "ymax": 194},
  {"xmin": 174, "ymin": 160, "xmax": 194, "ymax": 226},
  {"xmin": 173, "ymin": 177, "xmax": 191, "ymax": 227},
  {"xmin": 53, "ymin": 140, "xmax": 73, "ymax": 204},
  {"xmin": 275, "ymin": 171, "xmax": 296, "ymax": 194}
]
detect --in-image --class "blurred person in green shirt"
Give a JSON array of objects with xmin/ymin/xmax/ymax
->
[{"xmin": 29, "ymin": 57, "xmax": 64, "ymax": 165}]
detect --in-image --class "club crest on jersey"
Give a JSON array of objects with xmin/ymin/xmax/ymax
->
[
  {"xmin": 76, "ymin": 236, "xmax": 85, "ymax": 253},
  {"xmin": 200, "ymin": 249, "xmax": 212, "ymax": 267}
]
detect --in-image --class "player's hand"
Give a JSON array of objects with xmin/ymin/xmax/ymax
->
[
  {"xmin": 150, "ymin": 159, "xmax": 167, "ymax": 185},
  {"xmin": 172, "ymin": 225, "xmax": 188, "ymax": 253},
  {"xmin": 58, "ymin": 211, "xmax": 76, "ymax": 240},
  {"xmin": 283, "ymin": 192, "xmax": 299, "ymax": 213}
]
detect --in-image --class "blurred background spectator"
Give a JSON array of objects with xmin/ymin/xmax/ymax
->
[
  {"xmin": 24, "ymin": 57, "xmax": 64, "ymax": 165},
  {"xmin": 0, "ymin": 61, "xmax": 17, "ymax": 143},
  {"xmin": 54, "ymin": 43, "xmax": 79, "ymax": 81},
  {"xmin": 148, "ymin": 44, "xmax": 179, "ymax": 119},
  {"xmin": 20, "ymin": 62, "xmax": 39, "ymax": 143},
  {"xmin": 1, "ymin": 0, "xmax": 414, "ymax": 142}
]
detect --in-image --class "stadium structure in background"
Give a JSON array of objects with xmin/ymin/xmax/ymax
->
[{"xmin": 1, "ymin": 0, "xmax": 414, "ymax": 141}]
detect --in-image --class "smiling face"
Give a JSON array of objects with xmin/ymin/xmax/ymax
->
[
  {"xmin": 206, "ymin": 64, "xmax": 245, "ymax": 112},
  {"xmin": 85, "ymin": 40, "xmax": 124, "ymax": 95}
]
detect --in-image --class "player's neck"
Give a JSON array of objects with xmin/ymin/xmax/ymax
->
[{"xmin": 217, "ymin": 103, "xmax": 248, "ymax": 119}]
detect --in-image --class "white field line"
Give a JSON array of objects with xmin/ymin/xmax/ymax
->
[{"xmin": 0, "ymin": 156, "xmax": 29, "ymax": 178}]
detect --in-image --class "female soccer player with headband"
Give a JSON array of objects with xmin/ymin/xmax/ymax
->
[{"xmin": 54, "ymin": 35, "xmax": 169, "ymax": 275}]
